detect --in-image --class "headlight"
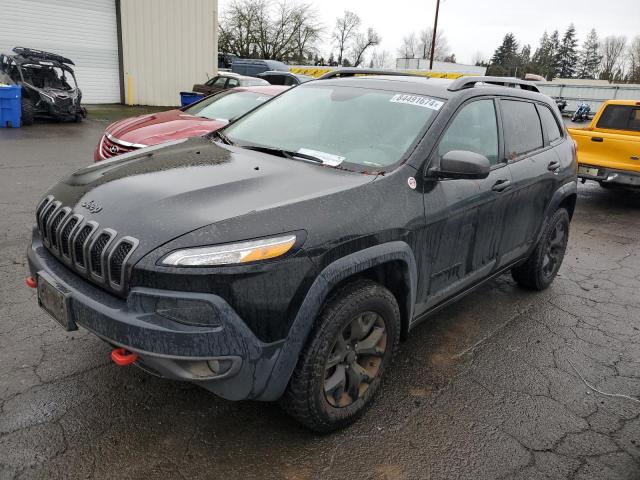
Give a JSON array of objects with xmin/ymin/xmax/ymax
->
[{"xmin": 161, "ymin": 234, "xmax": 297, "ymax": 267}]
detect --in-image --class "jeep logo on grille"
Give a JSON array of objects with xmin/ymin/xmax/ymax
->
[
  {"xmin": 109, "ymin": 145, "xmax": 119, "ymax": 154},
  {"xmin": 81, "ymin": 200, "xmax": 102, "ymax": 213}
]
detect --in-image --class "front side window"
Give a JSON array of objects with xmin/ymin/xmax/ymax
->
[
  {"xmin": 596, "ymin": 105, "xmax": 640, "ymax": 132},
  {"xmin": 184, "ymin": 91, "xmax": 273, "ymax": 121},
  {"xmin": 206, "ymin": 76, "xmax": 228, "ymax": 88},
  {"xmin": 283, "ymin": 76, "xmax": 297, "ymax": 86},
  {"xmin": 438, "ymin": 99, "xmax": 499, "ymax": 165},
  {"xmin": 501, "ymin": 100, "xmax": 543, "ymax": 159},
  {"xmin": 224, "ymin": 85, "xmax": 444, "ymax": 170},
  {"xmin": 265, "ymin": 74, "xmax": 285, "ymax": 85}
]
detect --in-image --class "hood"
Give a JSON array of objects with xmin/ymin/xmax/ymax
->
[
  {"xmin": 106, "ymin": 110, "xmax": 227, "ymax": 146},
  {"xmin": 44, "ymin": 137, "xmax": 374, "ymax": 256}
]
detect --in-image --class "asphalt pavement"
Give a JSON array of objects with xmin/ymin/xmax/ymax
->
[{"xmin": 0, "ymin": 112, "xmax": 638, "ymax": 480}]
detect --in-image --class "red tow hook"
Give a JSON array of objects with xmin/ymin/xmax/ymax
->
[
  {"xmin": 26, "ymin": 276, "xmax": 37, "ymax": 289},
  {"xmin": 111, "ymin": 347, "xmax": 139, "ymax": 366}
]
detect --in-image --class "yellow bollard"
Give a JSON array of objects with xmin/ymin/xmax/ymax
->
[{"xmin": 127, "ymin": 75, "xmax": 133, "ymax": 106}]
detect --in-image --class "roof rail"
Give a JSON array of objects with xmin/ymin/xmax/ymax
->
[
  {"xmin": 317, "ymin": 68, "xmax": 423, "ymax": 80},
  {"xmin": 447, "ymin": 76, "xmax": 540, "ymax": 93}
]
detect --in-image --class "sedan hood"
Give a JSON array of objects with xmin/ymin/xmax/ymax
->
[
  {"xmin": 106, "ymin": 110, "xmax": 227, "ymax": 146},
  {"xmin": 44, "ymin": 137, "xmax": 373, "ymax": 256}
]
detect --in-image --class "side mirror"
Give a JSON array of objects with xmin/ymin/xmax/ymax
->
[{"xmin": 434, "ymin": 150, "xmax": 491, "ymax": 180}]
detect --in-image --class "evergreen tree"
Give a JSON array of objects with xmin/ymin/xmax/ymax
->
[
  {"xmin": 557, "ymin": 24, "xmax": 579, "ymax": 78},
  {"xmin": 519, "ymin": 44, "xmax": 531, "ymax": 75},
  {"xmin": 488, "ymin": 33, "xmax": 519, "ymax": 76},
  {"xmin": 549, "ymin": 30, "xmax": 561, "ymax": 78},
  {"xmin": 576, "ymin": 29, "xmax": 602, "ymax": 79},
  {"xmin": 532, "ymin": 31, "xmax": 560, "ymax": 80}
]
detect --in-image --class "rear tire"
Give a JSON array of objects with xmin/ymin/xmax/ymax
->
[
  {"xmin": 279, "ymin": 279, "xmax": 400, "ymax": 433},
  {"xmin": 21, "ymin": 98, "xmax": 35, "ymax": 126},
  {"xmin": 511, "ymin": 208, "xmax": 570, "ymax": 290}
]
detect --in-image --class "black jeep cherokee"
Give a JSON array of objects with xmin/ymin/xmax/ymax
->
[{"xmin": 27, "ymin": 74, "xmax": 577, "ymax": 432}]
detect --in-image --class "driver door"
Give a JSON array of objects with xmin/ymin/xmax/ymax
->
[{"xmin": 417, "ymin": 97, "xmax": 513, "ymax": 312}]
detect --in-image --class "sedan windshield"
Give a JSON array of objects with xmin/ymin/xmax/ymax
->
[
  {"xmin": 185, "ymin": 91, "xmax": 273, "ymax": 121},
  {"xmin": 223, "ymin": 85, "xmax": 444, "ymax": 169}
]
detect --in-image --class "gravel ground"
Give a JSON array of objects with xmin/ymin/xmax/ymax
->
[{"xmin": 0, "ymin": 113, "xmax": 639, "ymax": 480}]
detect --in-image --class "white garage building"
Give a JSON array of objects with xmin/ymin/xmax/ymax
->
[{"xmin": 0, "ymin": 0, "xmax": 218, "ymax": 106}]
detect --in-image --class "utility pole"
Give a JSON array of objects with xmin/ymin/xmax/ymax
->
[{"xmin": 429, "ymin": 0, "xmax": 441, "ymax": 70}]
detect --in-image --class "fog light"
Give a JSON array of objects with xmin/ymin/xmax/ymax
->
[{"xmin": 207, "ymin": 359, "xmax": 233, "ymax": 375}]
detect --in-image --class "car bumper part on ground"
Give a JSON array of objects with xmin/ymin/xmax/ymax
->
[
  {"xmin": 578, "ymin": 164, "xmax": 640, "ymax": 187},
  {"xmin": 27, "ymin": 238, "xmax": 286, "ymax": 401}
]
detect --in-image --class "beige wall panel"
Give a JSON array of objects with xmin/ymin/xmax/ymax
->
[{"xmin": 120, "ymin": 0, "xmax": 217, "ymax": 106}]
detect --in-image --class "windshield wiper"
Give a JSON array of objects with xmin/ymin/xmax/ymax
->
[
  {"xmin": 212, "ymin": 130, "xmax": 233, "ymax": 145},
  {"xmin": 240, "ymin": 145, "xmax": 324, "ymax": 164}
]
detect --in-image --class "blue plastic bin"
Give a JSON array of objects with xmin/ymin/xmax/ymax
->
[
  {"xmin": 0, "ymin": 85, "xmax": 22, "ymax": 128},
  {"xmin": 180, "ymin": 91, "xmax": 204, "ymax": 107}
]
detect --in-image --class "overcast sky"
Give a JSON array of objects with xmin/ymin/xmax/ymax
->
[{"xmin": 219, "ymin": 0, "xmax": 640, "ymax": 65}]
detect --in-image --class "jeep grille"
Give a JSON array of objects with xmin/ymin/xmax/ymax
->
[{"xmin": 35, "ymin": 196, "xmax": 139, "ymax": 294}]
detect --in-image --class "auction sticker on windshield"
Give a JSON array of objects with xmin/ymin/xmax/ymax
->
[{"xmin": 390, "ymin": 94, "xmax": 443, "ymax": 110}]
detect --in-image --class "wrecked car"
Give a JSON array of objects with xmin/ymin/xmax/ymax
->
[
  {"xmin": 27, "ymin": 73, "xmax": 577, "ymax": 432},
  {"xmin": 0, "ymin": 47, "xmax": 86, "ymax": 125}
]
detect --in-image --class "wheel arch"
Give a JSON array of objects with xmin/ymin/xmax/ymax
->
[{"xmin": 257, "ymin": 241, "xmax": 417, "ymax": 401}]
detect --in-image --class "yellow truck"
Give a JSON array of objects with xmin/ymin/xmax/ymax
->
[{"xmin": 568, "ymin": 100, "xmax": 640, "ymax": 188}]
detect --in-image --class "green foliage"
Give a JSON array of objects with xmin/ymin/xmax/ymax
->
[
  {"xmin": 557, "ymin": 24, "xmax": 579, "ymax": 78},
  {"xmin": 576, "ymin": 29, "xmax": 602, "ymax": 79},
  {"xmin": 487, "ymin": 33, "xmax": 519, "ymax": 76}
]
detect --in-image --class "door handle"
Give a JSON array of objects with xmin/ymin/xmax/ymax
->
[
  {"xmin": 547, "ymin": 160, "xmax": 561, "ymax": 172},
  {"xmin": 492, "ymin": 179, "xmax": 511, "ymax": 192},
  {"xmin": 631, "ymin": 155, "xmax": 639, "ymax": 161},
  {"xmin": 591, "ymin": 137, "xmax": 604, "ymax": 142}
]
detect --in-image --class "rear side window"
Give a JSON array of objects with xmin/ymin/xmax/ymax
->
[
  {"xmin": 538, "ymin": 105, "xmax": 563, "ymax": 142},
  {"xmin": 438, "ymin": 99, "xmax": 499, "ymax": 165},
  {"xmin": 596, "ymin": 105, "xmax": 640, "ymax": 132},
  {"xmin": 501, "ymin": 100, "xmax": 543, "ymax": 158}
]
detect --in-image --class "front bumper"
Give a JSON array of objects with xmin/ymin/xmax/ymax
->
[
  {"xmin": 27, "ymin": 240, "xmax": 286, "ymax": 401},
  {"xmin": 578, "ymin": 164, "xmax": 640, "ymax": 187}
]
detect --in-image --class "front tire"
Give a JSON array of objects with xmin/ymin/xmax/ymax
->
[
  {"xmin": 511, "ymin": 208, "xmax": 570, "ymax": 290},
  {"xmin": 280, "ymin": 279, "xmax": 400, "ymax": 432},
  {"xmin": 21, "ymin": 98, "xmax": 35, "ymax": 126}
]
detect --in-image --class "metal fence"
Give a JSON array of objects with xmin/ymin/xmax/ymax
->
[{"xmin": 537, "ymin": 83, "xmax": 640, "ymax": 113}]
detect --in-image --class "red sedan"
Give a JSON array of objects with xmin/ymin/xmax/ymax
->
[{"xmin": 94, "ymin": 85, "xmax": 288, "ymax": 162}]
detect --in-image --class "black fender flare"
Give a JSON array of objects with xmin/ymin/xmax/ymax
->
[
  {"xmin": 537, "ymin": 180, "xmax": 577, "ymax": 243},
  {"xmin": 256, "ymin": 241, "xmax": 417, "ymax": 401}
]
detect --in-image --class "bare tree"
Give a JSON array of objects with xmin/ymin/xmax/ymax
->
[
  {"xmin": 333, "ymin": 11, "xmax": 361, "ymax": 65},
  {"xmin": 219, "ymin": 0, "xmax": 323, "ymax": 62},
  {"xmin": 351, "ymin": 28, "xmax": 381, "ymax": 67},
  {"xmin": 370, "ymin": 49, "xmax": 392, "ymax": 69},
  {"xmin": 418, "ymin": 27, "xmax": 449, "ymax": 60},
  {"xmin": 627, "ymin": 36, "xmax": 640, "ymax": 83},
  {"xmin": 290, "ymin": 4, "xmax": 323, "ymax": 63},
  {"xmin": 219, "ymin": 0, "xmax": 266, "ymax": 58},
  {"xmin": 599, "ymin": 35, "xmax": 627, "ymax": 82},
  {"xmin": 398, "ymin": 32, "xmax": 418, "ymax": 59},
  {"xmin": 471, "ymin": 51, "xmax": 488, "ymax": 66}
]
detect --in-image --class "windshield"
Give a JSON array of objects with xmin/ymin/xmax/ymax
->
[
  {"xmin": 223, "ymin": 84, "xmax": 443, "ymax": 169},
  {"xmin": 185, "ymin": 90, "xmax": 273, "ymax": 121},
  {"xmin": 20, "ymin": 64, "xmax": 77, "ymax": 90}
]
